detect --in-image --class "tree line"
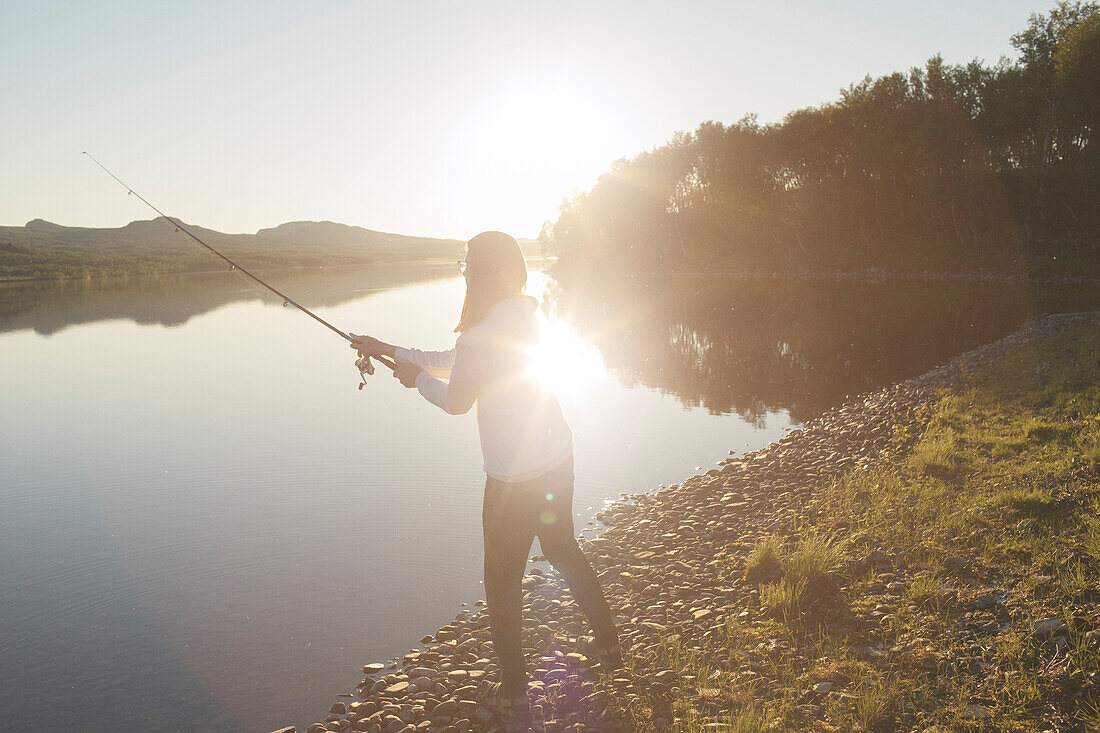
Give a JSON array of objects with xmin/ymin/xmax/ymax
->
[{"xmin": 542, "ymin": 2, "xmax": 1099, "ymax": 276}]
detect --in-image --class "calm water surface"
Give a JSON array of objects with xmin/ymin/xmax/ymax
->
[{"xmin": 0, "ymin": 264, "xmax": 792, "ymax": 732}]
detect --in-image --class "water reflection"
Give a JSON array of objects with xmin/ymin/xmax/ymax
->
[
  {"xmin": 0, "ymin": 262, "xmax": 455, "ymax": 336},
  {"xmin": 547, "ymin": 274, "xmax": 1100, "ymax": 422}
]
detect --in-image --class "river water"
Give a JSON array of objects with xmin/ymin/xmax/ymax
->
[{"xmin": 0, "ymin": 263, "xmax": 1094, "ymax": 731}]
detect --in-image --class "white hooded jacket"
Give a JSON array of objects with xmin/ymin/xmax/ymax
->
[{"xmin": 394, "ymin": 295, "xmax": 573, "ymax": 482}]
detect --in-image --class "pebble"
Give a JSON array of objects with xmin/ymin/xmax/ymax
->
[
  {"xmin": 942, "ymin": 556, "xmax": 971, "ymax": 575},
  {"xmin": 962, "ymin": 704, "xmax": 992, "ymax": 721},
  {"xmin": 1030, "ymin": 618, "xmax": 1068, "ymax": 638}
]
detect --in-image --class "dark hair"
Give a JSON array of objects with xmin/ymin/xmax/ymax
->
[{"xmin": 455, "ymin": 231, "xmax": 527, "ymax": 333}]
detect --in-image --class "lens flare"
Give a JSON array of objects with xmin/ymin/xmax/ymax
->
[{"xmin": 527, "ymin": 273, "xmax": 605, "ymax": 397}]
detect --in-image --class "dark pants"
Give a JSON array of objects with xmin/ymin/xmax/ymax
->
[{"xmin": 483, "ymin": 456, "xmax": 619, "ymax": 697}]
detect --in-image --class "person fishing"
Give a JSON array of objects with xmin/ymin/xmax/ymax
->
[{"xmin": 350, "ymin": 231, "xmax": 622, "ymax": 731}]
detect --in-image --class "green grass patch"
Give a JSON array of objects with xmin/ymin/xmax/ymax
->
[
  {"xmin": 760, "ymin": 578, "xmax": 806, "ymax": 623},
  {"xmin": 744, "ymin": 535, "xmax": 783, "ymax": 584},
  {"xmin": 785, "ymin": 535, "xmax": 842, "ymax": 590}
]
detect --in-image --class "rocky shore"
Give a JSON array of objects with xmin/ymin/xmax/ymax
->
[{"xmin": 285, "ymin": 312, "xmax": 1096, "ymax": 733}]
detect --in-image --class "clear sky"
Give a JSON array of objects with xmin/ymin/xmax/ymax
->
[{"xmin": 0, "ymin": 0, "xmax": 1056, "ymax": 239}]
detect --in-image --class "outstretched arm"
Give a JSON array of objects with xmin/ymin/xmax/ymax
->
[
  {"xmin": 410, "ymin": 333, "xmax": 485, "ymax": 415},
  {"xmin": 349, "ymin": 334, "xmax": 397, "ymax": 359},
  {"xmin": 394, "ymin": 346, "xmax": 456, "ymax": 379},
  {"xmin": 350, "ymin": 333, "xmax": 455, "ymax": 378}
]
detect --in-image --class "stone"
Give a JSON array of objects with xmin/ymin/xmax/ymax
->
[
  {"xmin": 432, "ymin": 700, "xmax": 457, "ymax": 718},
  {"xmin": 330, "ymin": 702, "xmax": 347, "ymax": 715},
  {"xmin": 968, "ymin": 593, "xmax": 997, "ymax": 610},
  {"xmin": 942, "ymin": 556, "xmax": 970, "ymax": 575},
  {"xmin": 961, "ymin": 704, "xmax": 992, "ymax": 721},
  {"xmin": 849, "ymin": 645, "xmax": 885, "ymax": 660},
  {"xmin": 1031, "ymin": 618, "xmax": 1068, "ymax": 638}
]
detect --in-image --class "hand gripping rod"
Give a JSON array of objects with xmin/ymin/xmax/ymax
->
[{"xmin": 83, "ymin": 152, "xmax": 396, "ymax": 377}]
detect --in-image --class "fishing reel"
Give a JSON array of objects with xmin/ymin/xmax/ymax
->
[{"xmin": 355, "ymin": 354, "xmax": 376, "ymax": 390}]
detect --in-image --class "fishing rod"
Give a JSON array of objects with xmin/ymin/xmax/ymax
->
[{"xmin": 83, "ymin": 152, "xmax": 395, "ymax": 389}]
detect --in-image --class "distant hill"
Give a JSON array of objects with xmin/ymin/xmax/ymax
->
[
  {"xmin": 0, "ymin": 218, "xmax": 465, "ymax": 280},
  {"xmin": 257, "ymin": 221, "xmax": 464, "ymax": 259}
]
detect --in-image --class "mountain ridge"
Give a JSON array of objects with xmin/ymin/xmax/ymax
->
[{"xmin": 0, "ymin": 218, "xmax": 469, "ymax": 280}]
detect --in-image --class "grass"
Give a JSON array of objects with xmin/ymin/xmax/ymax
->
[
  {"xmin": 744, "ymin": 535, "xmax": 782, "ymax": 584},
  {"xmin": 853, "ymin": 679, "xmax": 892, "ymax": 732},
  {"xmin": 760, "ymin": 578, "xmax": 805, "ymax": 623},
  {"xmin": 907, "ymin": 574, "xmax": 943, "ymax": 609},
  {"xmin": 727, "ymin": 705, "xmax": 771, "ymax": 733},
  {"xmin": 1085, "ymin": 514, "xmax": 1100, "ymax": 562},
  {"xmin": 757, "ymin": 534, "xmax": 841, "ymax": 622},
  {"xmin": 604, "ymin": 316, "xmax": 1100, "ymax": 731},
  {"xmin": 785, "ymin": 535, "xmax": 842, "ymax": 589}
]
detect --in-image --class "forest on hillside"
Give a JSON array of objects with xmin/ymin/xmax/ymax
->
[{"xmin": 541, "ymin": 2, "xmax": 1100, "ymax": 277}]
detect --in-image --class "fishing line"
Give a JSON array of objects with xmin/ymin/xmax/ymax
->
[{"xmin": 83, "ymin": 152, "xmax": 395, "ymax": 386}]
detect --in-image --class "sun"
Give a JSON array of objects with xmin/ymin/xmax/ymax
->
[
  {"xmin": 450, "ymin": 74, "xmax": 622, "ymax": 236},
  {"xmin": 481, "ymin": 78, "xmax": 613, "ymax": 168}
]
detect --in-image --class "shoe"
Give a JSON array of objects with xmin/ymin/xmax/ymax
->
[
  {"xmin": 480, "ymin": 682, "xmax": 545, "ymax": 733},
  {"xmin": 579, "ymin": 636, "xmax": 624, "ymax": 672}
]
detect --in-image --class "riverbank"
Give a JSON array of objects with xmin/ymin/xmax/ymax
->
[
  {"xmin": 667, "ymin": 271, "xmax": 1100, "ymax": 286},
  {"xmin": 547, "ymin": 262, "xmax": 1100, "ymax": 287},
  {"xmin": 295, "ymin": 311, "xmax": 1100, "ymax": 733}
]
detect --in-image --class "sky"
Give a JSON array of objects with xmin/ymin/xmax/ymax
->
[{"xmin": 0, "ymin": 0, "xmax": 1058, "ymax": 240}]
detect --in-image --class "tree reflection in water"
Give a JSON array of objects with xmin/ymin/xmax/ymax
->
[
  {"xmin": 545, "ymin": 273, "xmax": 1045, "ymax": 423},
  {"xmin": 0, "ymin": 262, "xmax": 455, "ymax": 336}
]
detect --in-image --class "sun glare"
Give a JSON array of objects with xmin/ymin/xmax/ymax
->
[
  {"xmin": 453, "ymin": 74, "xmax": 623, "ymax": 235},
  {"xmin": 527, "ymin": 273, "xmax": 605, "ymax": 397},
  {"xmin": 481, "ymin": 79, "xmax": 613, "ymax": 169},
  {"xmin": 529, "ymin": 315, "xmax": 605, "ymax": 398}
]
